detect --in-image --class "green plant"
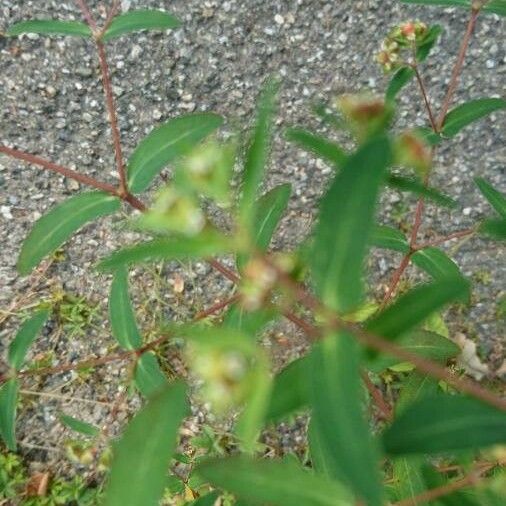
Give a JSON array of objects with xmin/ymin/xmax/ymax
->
[{"xmin": 1, "ymin": 1, "xmax": 506, "ymax": 505}]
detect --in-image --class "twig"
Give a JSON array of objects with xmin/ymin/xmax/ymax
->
[
  {"xmin": 0, "ymin": 146, "xmax": 118, "ymax": 195},
  {"xmin": 436, "ymin": 8, "xmax": 480, "ymax": 130},
  {"xmin": 380, "ymin": 252, "xmax": 412, "ymax": 308},
  {"xmin": 95, "ymin": 40, "xmax": 128, "ymax": 196},
  {"xmin": 393, "ymin": 463, "xmax": 494, "ymax": 506},
  {"xmin": 195, "ymin": 294, "xmax": 240, "ymax": 320},
  {"xmin": 74, "ymin": 0, "xmax": 97, "ymax": 31},
  {"xmin": 414, "ymin": 227, "xmax": 477, "ymax": 250},
  {"xmin": 412, "ymin": 64, "xmax": 437, "ymax": 132},
  {"xmin": 100, "ymin": 0, "xmax": 121, "ymax": 36}
]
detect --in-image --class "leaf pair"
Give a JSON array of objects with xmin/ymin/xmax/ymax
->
[
  {"xmin": 400, "ymin": 0, "xmax": 506, "ymax": 17},
  {"xmin": 7, "ymin": 10, "xmax": 181, "ymax": 41}
]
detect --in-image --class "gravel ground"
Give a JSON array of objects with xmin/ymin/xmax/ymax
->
[{"xmin": 0, "ymin": 0, "xmax": 505, "ymax": 478}]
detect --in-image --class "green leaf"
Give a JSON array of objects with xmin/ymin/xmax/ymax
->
[
  {"xmin": 484, "ymin": 1, "xmax": 506, "ymax": 16},
  {"xmin": 109, "ymin": 268, "xmax": 142, "ymax": 350},
  {"xmin": 386, "ymin": 68, "xmax": 416, "ymax": 102},
  {"xmin": 395, "ymin": 373, "xmax": 440, "ymax": 415},
  {"xmin": 391, "ymin": 458, "xmax": 427, "ymax": 503},
  {"xmin": 286, "ymin": 128, "xmax": 347, "ymax": 167},
  {"xmin": 383, "ymin": 395, "xmax": 506, "ymax": 455},
  {"xmin": 104, "ymin": 382, "xmax": 188, "ymax": 506},
  {"xmin": 480, "ymin": 219, "xmax": 506, "ymax": 240},
  {"xmin": 442, "ymin": 98, "xmax": 506, "ymax": 137},
  {"xmin": 386, "ymin": 25, "xmax": 442, "ymax": 101},
  {"xmin": 102, "ymin": 10, "xmax": 181, "ymax": 41},
  {"xmin": 475, "ymin": 177, "xmax": 506, "ymax": 219},
  {"xmin": 0, "ymin": 379, "xmax": 19, "ymax": 452},
  {"xmin": 237, "ymin": 184, "xmax": 291, "ymax": 271},
  {"xmin": 310, "ymin": 333, "xmax": 384, "ymax": 506},
  {"xmin": 222, "ymin": 304, "xmax": 277, "ymax": 337},
  {"xmin": 366, "ymin": 277, "xmax": 469, "ymax": 344},
  {"xmin": 60, "ymin": 414, "xmax": 100, "ymax": 437},
  {"xmin": 415, "ymin": 127, "xmax": 442, "ymax": 146},
  {"xmin": 18, "ymin": 191, "xmax": 120, "ymax": 276},
  {"xmin": 239, "ymin": 79, "xmax": 280, "ymax": 228},
  {"xmin": 98, "ymin": 231, "xmax": 233, "ymax": 271},
  {"xmin": 266, "ymin": 356, "xmax": 310, "ymax": 422},
  {"xmin": 370, "ymin": 225, "xmax": 409, "ymax": 253},
  {"xmin": 8, "ymin": 310, "xmax": 50, "ymax": 370},
  {"xmin": 7, "ymin": 19, "xmax": 92, "ymax": 37},
  {"xmin": 190, "ymin": 491, "xmax": 221, "ymax": 506},
  {"xmin": 412, "ymin": 247, "xmax": 463, "ymax": 280},
  {"xmin": 197, "ymin": 457, "xmax": 352, "ymax": 506},
  {"xmin": 387, "ymin": 175, "xmax": 457, "ymax": 208},
  {"xmin": 128, "ymin": 113, "xmax": 223, "ymax": 193},
  {"xmin": 235, "ymin": 362, "xmax": 271, "ymax": 453},
  {"xmin": 399, "ymin": 0, "xmax": 470, "ymax": 7},
  {"xmin": 134, "ymin": 352, "xmax": 167, "ymax": 398},
  {"xmin": 367, "ymin": 330, "xmax": 461, "ymax": 373},
  {"xmin": 311, "ymin": 136, "xmax": 392, "ymax": 312}
]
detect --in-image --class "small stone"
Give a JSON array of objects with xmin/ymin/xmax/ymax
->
[
  {"xmin": 0, "ymin": 205, "xmax": 12, "ymax": 219},
  {"xmin": 463, "ymin": 207, "xmax": 472, "ymax": 216},
  {"xmin": 45, "ymin": 85, "xmax": 57, "ymax": 98},
  {"xmin": 66, "ymin": 179, "xmax": 80, "ymax": 191},
  {"xmin": 152, "ymin": 109, "xmax": 162, "ymax": 120},
  {"xmin": 75, "ymin": 67, "xmax": 92, "ymax": 78},
  {"xmin": 274, "ymin": 14, "xmax": 284, "ymax": 25}
]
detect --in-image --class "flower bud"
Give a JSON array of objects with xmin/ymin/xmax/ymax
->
[{"xmin": 395, "ymin": 130, "xmax": 432, "ymax": 176}]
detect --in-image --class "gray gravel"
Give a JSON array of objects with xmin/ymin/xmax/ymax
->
[{"xmin": 0, "ymin": 0, "xmax": 505, "ymax": 476}]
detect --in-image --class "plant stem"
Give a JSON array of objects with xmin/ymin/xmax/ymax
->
[
  {"xmin": 100, "ymin": 0, "xmax": 121, "ymax": 36},
  {"xmin": 95, "ymin": 40, "xmax": 128, "ymax": 196},
  {"xmin": 412, "ymin": 64, "xmax": 437, "ymax": 132},
  {"xmin": 0, "ymin": 146, "xmax": 118, "ymax": 195},
  {"xmin": 436, "ymin": 8, "xmax": 480, "ymax": 130},
  {"xmin": 267, "ymin": 258, "xmax": 506, "ymax": 412},
  {"xmin": 75, "ymin": 0, "xmax": 97, "ymax": 30},
  {"xmin": 414, "ymin": 227, "xmax": 477, "ymax": 250},
  {"xmin": 380, "ymin": 251, "xmax": 412, "ymax": 308},
  {"xmin": 393, "ymin": 464, "xmax": 494, "ymax": 506}
]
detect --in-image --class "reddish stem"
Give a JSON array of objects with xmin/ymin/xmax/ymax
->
[
  {"xmin": 436, "ymin": 9, "xmax": 480, "ymax": 131},
  {"xmin": 95, "ymin": 40, "xmax": 128, "ymax": 195},
  {"xmin": 380, "ymin": 251, "xmax": 412, "ymax": 308},
  {"xmin": 393, "ymin": 464, "xmax": 494, "ymax": 506},
  {"xmin": 75, "ymin": 0, "xmax": 97, "ymax": 30},
  {"xmin": 0, "ymin": 145, "xmax": 118, "ymax": 195},
  {"xmin": 412, "ymin": 65, "xmax": 437, "ymax": 132},
  {"xmin": 414, "ymin": 227, "xmax": 476, "ymax": 250}
]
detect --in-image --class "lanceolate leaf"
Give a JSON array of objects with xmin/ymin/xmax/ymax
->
[
  {"xmin": 286, "ymin": 128, "xmax": 347, "ymax": 167},
  {"xmin": 237, "ymin": 184, "xmax": 291, "ymax": 270},
  {"xmin": 252, "ymin": 184, "xmax": 291, "ymax": 251},
  {"xmin": 442, "ymin": 98, "xmax": 506, "ymax": 137},
  {"xmin": 0, "ymin": 379, "xmax": 19, "ymax": 452},
  {"xmin": 370, "ymin": 225, "xmax": 409, "ymax": 253},
  {"xmin": 104, "ymin": 382, "xmax": 188, "ymax": 506},
  {"xmin": 480, "ymin": 219, "xmax": 506, "ymax": 240},
  {"xmin": 367, "ymin": 330, "xmax": 461, "ymax": 373},
  {"xmin": 400, "ymin": 0, "xmax": 506, "ymax": 16},
  {"xmin": 134, "ymin": 352, "xmax": 167, "ymax": 398},
  {"xmin": 197, "ymin": 457, "xmax": 352, "ymax": 506},
  {"xmin": 98, "ymin": 232, "xmax": 233, "ymax": 271},
  {"xmin": 484, "ymin": 1, "xmax": 506, "ymax": 17},
  {"xmin": 8, "ymin": 310, "xmax": 50, "ymax": 370},
  {"xmin": 266, "ymin": 356, "xmax": 310, "ymax": 422},
  {"xmin": 239, "ymin": 79, "xmax": 280, "ymax": 228},
  {"xmin": 475, "ymin": 177, "xmax": 506, "ymax": 219},
  {"xmin": 60, "ymin": 414, "xmax": 100, "ymax": 437},
  {"xmin": 311, "ymin": 136, "xmax": 392, "ymax": 313},
  {"xmin": 411, "ymin": 247, "xmax": 463, "ymax": 280},
  {"xmin": 387, "ymin": 175, "xmax": 457, "ymax": 208},
  {"xmin": 18, "ymin": 191, "xmax": 120, "ymax": 275},
  {"xmin": 366, "ymin": 277, "xmax": 469, "ymax": 344},
  {"xmin": 127, "ymin": 113, "xmax": 223, "ymax": 193},
  {"xmin": 102, "ymin": 10, "xmax": 181, "ymax": 41},
  {"xmin": 109, "ymin": 268, "xmax": 142, "ymax": 350},
  {"xmin": 382, "ymin": 395, "xmax": 506, "ymax": 455},
  {"xmin": 310, "ymin": 333, "xmax": 384, "ymax": 505},
  {"xmin": 400, "ymin": 0, "xmax": 471, "ymax": 7},
  {"xmin": 7, "ymin": 19, "xmax": 92, "ymax": 37}
]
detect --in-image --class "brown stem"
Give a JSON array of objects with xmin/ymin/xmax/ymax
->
[
  {"xmin": 268, "ymin": 260, "xmax": 506, "ymax": 412},
  {"xmin": 95, "ymin": 41, "xmax": 128, "ymax": 195},
  {"xmin": 414, "ymin": 227, "xmax": 477, "ymax": 250},
  {"xmin": 436, "ymin": 9, "xmax": 480, "ymax": 130},
  {"xmin": 412, "ymin": 65, "xmax": 437, "ymax": 132},
  {"xmin": 361, "ymin": 371, "xmax": 393, "ymax": 421},
  {"xmin": 194, "ymin": 294, "xmax": 240, "ymax": 320},
  {"xmin": 100, "ymin": 0, "xmax": 121, "ymax": 36},
  {"xmin": 380, "ymin": 252, "xmax": 412, "ymax": 308},
  {"xmin": 393, "ymin": 464, "xmax": 494, "ymax": 506},
  {"xmin": 75, "ymin": 0, "xmax": 97, "ymax": 30},
  {"xmin": 0, "ymin": 146, "xmax": 118, "ymax": 195}
]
